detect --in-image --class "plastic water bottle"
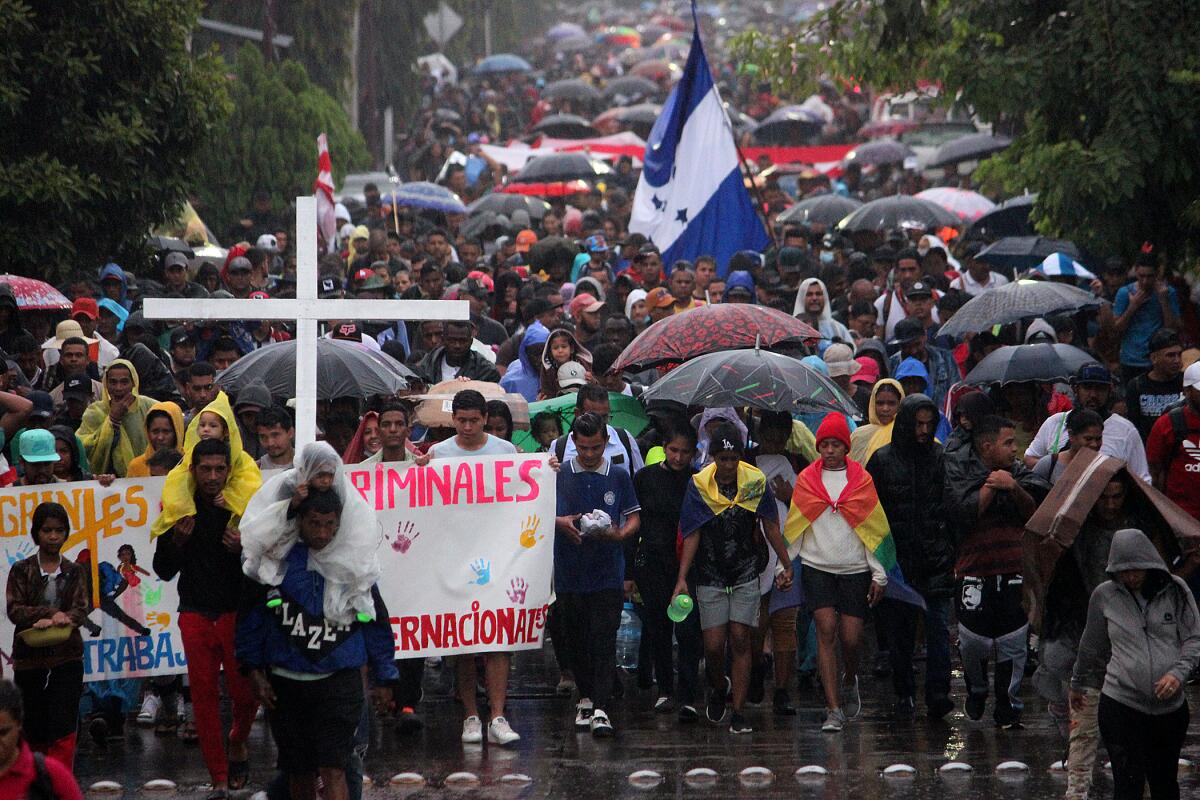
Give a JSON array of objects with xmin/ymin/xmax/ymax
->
[{"xmin": 616, "ymin": 602, "xmax": 641, "ymax": 670}]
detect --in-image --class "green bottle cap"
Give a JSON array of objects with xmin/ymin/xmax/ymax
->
[
  {"xmin": 356, "ymin": 612, "xmax": 374, "ymax": 623},
  {"xmin": 266, "ymin": 597, "xmax": 282, "ymax": 609}
]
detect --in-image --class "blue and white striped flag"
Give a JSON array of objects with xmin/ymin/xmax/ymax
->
[{"xmin": 628, "ymin": 7, "xmax": 769, "ymax": 276}]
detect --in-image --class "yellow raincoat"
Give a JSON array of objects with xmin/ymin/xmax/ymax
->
[
  {"xmin": 849, "ymin": 379, "xmax": 905, "ymax": 464},
  {"xmin": 76, "ymin": 359, "xmax": 159, "ymax": 477},
  {"xmin": 345, "ymin": 224, "xmax": 370, "ymax": 266},
  {"xmin": 150, "ymin": 391, "xmax": 263, "ymax": 539},
  {"xmin": 125, "ymin": 401, "xmax": 186, "ymax": 478}
]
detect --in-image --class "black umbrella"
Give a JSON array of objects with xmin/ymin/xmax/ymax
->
[
  {"xmin": 614, "ymin": 103, "xmax": 661, "ymax": 138},
  {"xmin": 466, "ymin": 193, "xmax": 551, "ymax": 219},
  {"xmin": 965, "ymin": 194, "xmax": 1037, "ymax": 241},
  {"xmin": 217, "ymin": 338, "xmax": 414, "ymax": 400},
  {"xmin": 836, "ymin": 195, "xmax": 962, "ymax": 233},
  {"xmin": 460, "ymin": 211, "xmax": 511, "ymax": 240},
  {"xmin": 641, "ymin": 347, "xmax": 859, "ymax": 415},
  {"xmin": 530, "ymin": 113, "xmax": 600, "ymax": 139},
  {"xmin": 554, "ymin": 34, "xmax": 593, "ymax": 53},
  {"xmin": 541, "ymin": 79, "xmax": 603, "ymax": 104},
  {"xmin": 511, "ymin": 152, "xmax": 613, "ymax": 183},
  {"xmin": 976, "ymin": 235, "xmax": 1080, "ymax": 272},
  {"xmin": 751, "ymin": 106, "xmax": 824, "ymax": 145},
  {"xmin": 604, "ymin": 75, "xmax": 660, "ymax": 101},
  {"xmin": 529, "ymin": 236, "xmax": 580, "ymax": 276},
  {"xmin": 928, "ymin": 133, "xmax": 1013, "ymax": 168},
  {"xmin": 842, "ymin": 139, "xmax": 915, "ymax": 167},
  {"xmin": 146, "ymin": 236, "xmax": 194, "ymax": 257},
  {"xmin": 964, "ymin": 344, "xmax": 1096, "ymax": 386},
  {"xmin": 938, "ymin": 279, "xmax": 1105, "ymax": 338},
  {"xmin": 777, "ymin": 194, "xmax": 864, "ymax": 227}
]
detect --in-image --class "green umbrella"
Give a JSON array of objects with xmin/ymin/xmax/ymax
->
[{"xmin": 512, "ymin": 392, "xmax": 649, "ymax": 452}]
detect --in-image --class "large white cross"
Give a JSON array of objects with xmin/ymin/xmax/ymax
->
[{"xmin": 144, "ymin": 196, "xmax": 468, "ymax": 449}]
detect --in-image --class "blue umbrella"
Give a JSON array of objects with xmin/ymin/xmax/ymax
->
[
  {"xmin": 472, "ymin": 53, "xmax": 532, "ymax": 75},
  {"xmin": 1035, "ymin": 252, "xmax": 1095, "ymax": 280},
  {"xmin": 384, "ymin": 182, "xmax": 466, "ymax": 214},
  {"xmin": 547, "ymin": 22, "xmax": 586, "ymax": 40}
]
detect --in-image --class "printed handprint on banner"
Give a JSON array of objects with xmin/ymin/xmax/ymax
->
[
  {"xmin": 506, "ymin": 578, "xmax": 528, "ymax": 605},
  {"xmin": 5, "ymin": 543, "xmax": 33, "ymax": 566},
  {"xmin": 142, "ymin": 583, "xmax": 163, "ymax": 607},
  {"xmin": 468, "ymin": 558, "xmax": 491, "ymax": 586},
  {"xmin": 518, "ymin": 515, "xmax": 543, "ymax": 548},
  {"xmin": 390, "ymin": 520, "xmax": 421, "ymax": 554},
  {"xmin": 145, "ymin": 611, "xmax": 172, "ymax": 631}
]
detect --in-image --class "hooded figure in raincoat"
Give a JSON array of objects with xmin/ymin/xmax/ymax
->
[
  {"xmin": 239, "ymin": 443, "xmax": 382, "ymax": 625},
  {"xmin": 792, "ymin": 278, "xmax": 852, "ymax": 353},
  {"xmin": 499, "ymin": 321, "xmax": 550, "ymax": 402},
  {"xmin": 849, "ymin": 379, "xmax": 904, "ymax": 464},
  {"xmin": 124, "ymin": 401, "xmax": 185, "ymax": 478},
  {"xmin": 77, "ymin": 359, "xmax": 159, "ymax": 476},
  {"xmin": 151, "ymin": 391, "xmax": 262, "ymax": 538}
]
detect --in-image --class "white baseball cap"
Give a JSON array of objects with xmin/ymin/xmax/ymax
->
[
  {"xmin": 557, "ymin": 361, "xmax": 588, "ymax": 389},
  {"xmin": 1184, "ymin": 361, "xmax": 1200, "ymax": 390}
]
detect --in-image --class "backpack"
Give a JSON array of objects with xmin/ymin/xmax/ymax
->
[
  {"xmin": 1166, "ymin": 406, "xmax": 1200, "ymax": 463},
  {"xmin": 554, "ymin": 427, "xmax": 636, "ymax": 471},
  {"xmin": 28, "ymin": 751, "xmax": 59, "ymax": 800}
]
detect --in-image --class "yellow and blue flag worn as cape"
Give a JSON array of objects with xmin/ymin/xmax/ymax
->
[
  {"xmin": 680, "ymin": 462, "xmax": 776, "ymax": 536},
  {"xmin": 784, "ymin": 459, "xmax": 925, "ymax": 609}
]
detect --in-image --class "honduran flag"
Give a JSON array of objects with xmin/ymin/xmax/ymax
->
[
  {"xmin": 679, "ymin": 462, "xmax": 777, "ymax": 537},
  {"xmin": 628, "ymin": 3, "xmax": 769, "ymax": 277},
  {"xmin": 783, "ymin": 459, "xmax": 926, "ymax": 609}
]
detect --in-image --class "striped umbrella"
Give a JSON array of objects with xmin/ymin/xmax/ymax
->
[{"xmin": 1034, "ymin": 252, "xmax": 1095, "ymax": 280}]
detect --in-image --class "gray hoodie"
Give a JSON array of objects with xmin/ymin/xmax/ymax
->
[{"xmin": 1071, "ymin": 529, "xmax": 1200, "ymax": 714}]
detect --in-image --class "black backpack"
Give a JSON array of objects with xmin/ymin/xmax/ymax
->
[
  {"xmin": 28, "ymin": 752, "xmax": 59, "ymax": 800},
  {"xmin": 1166, "ymin": 406, "xmax": 1200, "ymax": 463}
]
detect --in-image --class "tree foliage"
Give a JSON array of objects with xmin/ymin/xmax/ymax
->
[
  {"xmin": 733, "ymin": 0, "xmax": 1200, "ymax": 261},
  {"xmin": 190, "ymin": 46, "xmax": 370, "ymax": 240},
  {"xmin": 0, "ymin": 0, "xmax": 230, "ymax": 281}
]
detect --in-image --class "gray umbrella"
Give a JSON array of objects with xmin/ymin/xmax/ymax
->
[
  {"xmin": 216, "ymin": 338, "xmax": 413, "ymax": 400},
  {"xmin": 843, "ymin": 139, "xmax": 916, "ymax": 167},
  {"xmin": 836, "ymin": 195, "xmax": 962, "ymax": 233},
  {"xmin": 928, "ymin": 133, "xmax": 1012, "ymax": 168},
  {"xmin": 777, "ymin": 194, "xmax": 864, "ymax": 227},
  {"xmin": 964, "ymin": 344, "xmax": 1095, "ymax": 386},
  {"xmin": 938, "ymin": 279, "xmax": 1105, "ymax": 338},
  {"xmin": 541, "ymin": 79, "xmax": 602, "ymax": 104},
  {"xmin": 641, "ymin": 348, "xmax": 859, "ymax": 415}
]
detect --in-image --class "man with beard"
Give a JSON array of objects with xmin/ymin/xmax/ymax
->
[
  {"xmin": 866, "ymin": 394, "xmax": 955, "ymax": 720},
  {"xmin": 414, "ymin": 320, "xmax": 499, "ymax": 384}
]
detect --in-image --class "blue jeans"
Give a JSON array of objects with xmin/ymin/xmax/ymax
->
[{"xmin": 880, "ymin": 595, "xmax": 952, "ymax": 704}]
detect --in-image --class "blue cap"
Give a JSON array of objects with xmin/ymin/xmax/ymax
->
[{"xmin": 1072, "ymin": 362, "xmax": 1112, "ymax": 386}]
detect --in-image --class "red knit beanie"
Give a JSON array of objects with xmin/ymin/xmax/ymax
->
[{"xmin": 815, "ymin": 413, "xmax": 851, "ymax": 450}]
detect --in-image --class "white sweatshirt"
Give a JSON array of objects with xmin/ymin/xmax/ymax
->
[{"xmin": 797, "ymin": 467, "xmax": 887, "ymax": 584}]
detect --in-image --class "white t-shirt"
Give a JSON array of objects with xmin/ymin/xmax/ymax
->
[
  {"xmin": 874, "ymin": 291, "xmax": 940, "ymax": 341},
  {"xmin": 429, "ymin": 434, "xmax": 517, "ymax": 458},
  {"xmin": 755, "ymin": 454, "xmax": 797, "ymax": 593},
  {"xmin": 950, "ymin": 270, "xmax": 1009, "ymax": 296},
  {"xmin": 797, "ymin": 467, "xmax": 886, "ymax": 583},
  {"xmin": 1024, "ymin": 411, "xmax": 1151, "ymax": 482}
]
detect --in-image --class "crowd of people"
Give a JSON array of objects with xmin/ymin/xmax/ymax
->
[{"xmin": 3, "ymin": 8, "xmax": 1200, "ymax": 800}]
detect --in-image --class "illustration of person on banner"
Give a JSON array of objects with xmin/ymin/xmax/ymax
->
[
  {"xmin": 782, "ymin": 413, "xmax": 926, "ymax": 734},
  {"xmin": 238, "ymin": 442, "xmax": 394, "ymax": 800}
]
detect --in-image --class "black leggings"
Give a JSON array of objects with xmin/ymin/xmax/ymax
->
[
  {"xmin": 15, "ymin": 661, "xmax": 84, "ymax": 745},
  {"xmin": 1098, "ymin": 693, "xmax": 1189, "ymax": 800}
]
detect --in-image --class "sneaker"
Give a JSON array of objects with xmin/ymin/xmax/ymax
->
[
  {"xmin": 654, "ymin": 695, "xmax": 672, "ymax": 713},
  {"xmin": 88, "ymin": 716, "xmax": 109, "ymax": 747},
  {"xmin": 841, "ymin": 674, "xmax": 861, "ymax": 719},
  {"xmin": 724, "ymin": 675, "xmax": 733, "ymax": 702},
  {"xmin": 574, "ymin": 698, "xmax": 594, "ymax": 730},
  {"xmin": 396, "ymin": 707, "xmax": 423, "ymax": 735},
  {"xmin": 137, "ymin": 694, "xmax": 162, "ymax": 726},
  {"xmin": 964, "ymin": 692, "xmax": 986, "ymax": 721},
  {"xmin": 488, "ymin": 716, "xmax": 521, "ymax": 745},
  {"xmin": 705, "ymin": 697, "xmax": 727, "ymax": 725},
  {"xmin": 461, "ymin": 715, "xmax": 483, "ymax": 744},
  {"xmin": 729, "ymin": 712, "xmax": 753, "ymax": 734},
  {"xmin": 773, "ymin": 688, "xmax": 796, "ymax": 716},
  {"xmin": 928, "ymin": 695, "xmax": 954, "ymax": 721},
  {"xmin": 556, "ymin": 674, "xmax": 577, "ymax": 695},
  {"xmin": 590, "ymin": 709, "xmax": 614, "ymax": 737},
  {"xmin": 820, "ymin": 708, "xmax": 846, "ymax": 733},
  {"xmin": 894, "ymin": 696, "xmax": 916, "ymax": 719},
  {"xmin": 678, "ymin": 704, "xmax": 699, "ymax": 723}
]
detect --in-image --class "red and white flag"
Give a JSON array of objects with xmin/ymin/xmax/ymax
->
[{"xmin": 314, "ymin": 133, "xmax": 337, "ymax": 252}]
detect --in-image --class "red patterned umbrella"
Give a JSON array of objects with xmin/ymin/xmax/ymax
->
[
  {"xmin": 612, "ymin": 304, "xmax": 821, "ymax": 373},
  {"xmin": 0, "ymin": 274, "xmax": 71, "ymax": 311},
  {"xmin": 497, "ymin": 180, "xmax": 591, "ymax": 197}
]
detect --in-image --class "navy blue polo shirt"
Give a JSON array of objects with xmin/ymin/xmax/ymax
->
[{"xmin": 555, "ymin": 457, "xmax": 640, "ymax": 593}]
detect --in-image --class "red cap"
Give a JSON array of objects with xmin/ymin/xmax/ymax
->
[
  {"xmin": 853, "ymin": 357, "xmax": 880, "ymax": 384},
  {"xmin": 248, "ymin": 291, "xmax": 271, "ymax": 300},
  {"xmin": 515, "ymin": 229, "xmax": 538, "ymax": 253},
  {"xmin": 71, "ymin": 297, "xmax": 99, "ymax": 320},
  {"xmin": 569, "ymin": 294, "xmax": 604, "ymax": 317},
  {"xmin": 815, "ymin": 413, "xmax": 851, "ymax": 450},
  {"xmin": 353, "ymin": 268, "xmax": 374, "ymax": 284},
  {"xmin": 466, "ymin": 270, "xmax": 494, "ymax": 292}
]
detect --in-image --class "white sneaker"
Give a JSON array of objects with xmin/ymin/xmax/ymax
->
[
  {"xmin": 488, "ymin": 716, "xmax": 521, "ymax": 745},
  {"xmin": 425, "ymin": 656, "xmax": 442, "ymax": 668},
  {"xmin": 574, "ymin": 698, "xmax": 594, "ymax": 730},
  {"xmin": 137, "ymin": 694, "xmax": 161, "ymax": 725},
  {"xmin": 461, "ymin": 715, "xmax": 483, "ymax": 743},
  {"xmin": 176, "ymin": 696, "xmax": 185, "ymax": 719},
  {"xmin": 590, "ymin": 709, "xmax": 614, "ymax": 737}
]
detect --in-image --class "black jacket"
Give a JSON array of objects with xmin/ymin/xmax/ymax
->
[
  {"xmin": 866, "ymin": 394, "xmax": 955, "ymax": 596},
  {"xmin": 415, "ymin": 346, "xmax": 500, "ymax": 385}
]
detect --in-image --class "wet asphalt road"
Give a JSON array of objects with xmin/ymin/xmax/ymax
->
[{"xmin": 75, "ymin": 646, "xmax": 1200, "ymax": 799}]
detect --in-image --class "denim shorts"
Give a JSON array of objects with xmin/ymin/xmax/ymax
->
[{"xmin": 696, "ymin": 580, "xmax": 760, "ymax": 630}]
